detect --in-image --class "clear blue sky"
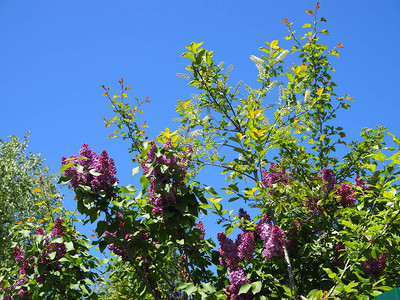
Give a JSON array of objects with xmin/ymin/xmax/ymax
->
[{"xmin": 1, "ymin": 0, "xmax": 399, "ymax": 241}]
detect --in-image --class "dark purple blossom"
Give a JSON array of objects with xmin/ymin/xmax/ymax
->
[
  {"xmin": 337, "ymin": 183, "xmax": 356, "ymax": 207},
  {"xmin": 237, "ymin": 232, "xmax": 255, "ymax": 261},
  {"xmin": 217, "ymin": 232, "xmax": 239, "ymax": 270},
  {"xmin": 196, "ymin": 221, "xmax": 205, "ymax": 240},
  {"xmin": 61, "ymin": 143, "xmax": 118, "ymax": 196},
  {"xmin": 262, "ymin": 225, "xmax": 285, "ymax": 259},
  {"xmin": 51, "ymin": 218, "xmax": 65, "ymax": 238},
  {"xmin": 104, "ymin": 220, "xmax": 149, "ymax": 262},
  {"xmin": 13, "ymin": 247, "xmax": 25, "ymax": 263},
  {"xmin": 363, "ymin": 253, "xmax": 386, "ymax": 278},
  {"xmin": 229, "ymin": 268, "xmax": 251, "ymax": 300},
  {"xmin": 262, "ymin": 163, "xmax": 290, "ymax": 194},
  {"xmin": 35, "ymin": 228, "xmax": 46, "ymax": 235},
  {"xmin": 354, "ymin": 174, "xmax": 372, "ymax": 190},
  {"xmin": 333, "ymin": 242, "xmax": 346, "ymax": 265},
  {"xmin": 142, "ymin": 141, "xmax": 192, "ymax": 216},
  {"xmin": 238, "ymin": 208, "xmax": 251, "ymax": 232},
  {"xmin": 321, "ymin": 168, "xmax": 336, "ymax": 193}
]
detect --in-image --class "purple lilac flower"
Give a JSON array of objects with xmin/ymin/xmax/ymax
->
[
  {"xmin": 51, "ymin": 218, "xmax": 65, "ymax": 238},
  {"xmin": 262, "ymin": 225, "xmax": 285, "ymax": 259},
  {"xmin": 321, "ymin": 168, "xmax": 336, "ymax": 193},
  {"xmin": 196, "ymin": 221, "xmax": 205, "ymax": 240},
  {"xmin": 237, "ymin": 232, "xmax": 255, "ymax": 261},
  {"xmin": 142, "ymin": 141, "xmax": 192, "ymax": 216},
  {"xmin": 13, "ymin": 247, "xmax": 25, "ymax": 263},
  {"xmin": 229, "ymin": 268, "xmax": 251, "ymax": 300},
  {"xmin": 332, "ymin": 242, "xmax": 346, "ymax": 265},
  {"xmin": 337, "ymin": 183, "xmax": 356, "ymax": 208},
  {"xmin": 256, "ymin": 214, "xmax": 271, "ymax": 239},
  {"xmin": 105, "ymin": 220, "xmax": 149, "ymax": 262},
  {"xmin": 354, "ymin": 174, "xmax": 371, "ymax": 190},
  {"xmin": 19, "ymin": 257, "xmax": 34, "ymax": 275},
  {"xmin": 62, "ymin": 143, "xmax": 118, "ymax": 195},
  {"xmin": 363, "ymin": 253, "xmax": 386, "ymax": 278},
  {"xmin": 238, "ymin": 208, "xmax": 251, "ymax": 232},
  {"xmin": 217, "ymin": 232, "xmax": 239, "ymax": 270},
  {"xmin": 262, "ymin": 163, "xmax": 290, "ymax": 194},
  {"xmin": 35, "ymin": 228, "xmax": 46, "ymax": 235}
]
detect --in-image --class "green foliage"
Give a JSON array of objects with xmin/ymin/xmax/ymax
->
[{"xmin": 0, "ymin": 134, "xmax": 63, "ymax": 271}]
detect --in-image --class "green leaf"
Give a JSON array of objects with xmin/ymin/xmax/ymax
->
[
  {"xmin": 96, "ymin": 221, "xmax": 108, "ymax": 236},
  {"xmin": 238, "ymin": 282, "xmax": 252, "ymax": 295},
  {"xmin": 89, "ymin": 169, "xmax": 102, "ymax": 176},
  {"xmin": 251, "ymin": 281, "xmax": 262, "ymax": 294},
  {"xmin": 65, "ymin": 241, "xmax": 74, "ymax": 251},
  {"xmin": 132, "ymin": 166, "xmax": 140, "ymax": 177},
  {"xmin": 140, "ymin": 175, "xmax": 150, "ymax": 189},
  {"xmin": 205, "ymin": 186, "xmax": 218, "ymax": 196}
]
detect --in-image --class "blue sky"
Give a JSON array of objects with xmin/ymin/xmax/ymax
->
[{"xmin": 1, "ymin": 0, "xmax": 399, "ymax": 241}]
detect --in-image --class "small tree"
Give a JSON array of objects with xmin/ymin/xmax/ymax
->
[{"xmin": 0, "ymin": 134, "xmax": 63, "ymax": 271}]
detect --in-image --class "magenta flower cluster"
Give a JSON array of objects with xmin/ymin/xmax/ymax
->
[
  {"xmin": 321, "ymin": 168, "xmax": 337, "ymax": 193},
  {"xmin": 337, "ymin": 183, "xmax": 356, "ymax": 208},
  {"xmin": 332, "ymin": 241, "xmax": 346, "ymax": 265},
  {"xmin": 61, "ymin": 143, "xmax": 118, "ymax": 195},
  {"xmin": 257, "ymin": 215, "xmax": 286, "ymax": 259},
  {"xmin": 104, "ymin": 218, "xmax": 149, "ymax": 262},
  {"xmin": 354, "ymin": 174, "xmax": 371, "ymax": 190},
  {"xmin": 262, "ymin": 163, "xmax": 291, "ymax": 194},
  {"xmin": 196, "ymin": 221, "xmax": 205, "ymax": 240},
  {"xmin": 229, "ymin": 269, "xmax": 252, "ymax": 300},
  {"xmin": 141, "ymin": 141, "xmax": 192, "ymax": 216},
  {"xmin": 363, "ymin": 252, "xmax": 387, "ymax": 278},
  {"xmin": 217, "ymin": 210, "xmax": 287, "ymax": 298},
  {"xmin": 2, "ymin": 218, "xmax": 66, "ymax": 299}
]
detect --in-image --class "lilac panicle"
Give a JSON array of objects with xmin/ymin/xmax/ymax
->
[
  {"xmin": 196, "ymin": 221, "xmax": 205, "ymax": 240},
  {"xmin": 217, "ymin": 232, "xmax": 239, "ymax": 270},
  {"xmin": 13, "ymin": 247, "xmax": 25, "ymax": 263},
  {"xmin": 51, "ymin": 218, "xmax": 65, "ymax": 238},
  {"xmin": 337, "ymin": 183, "xmax": 356, "ymax": 207},
  {"xmin": 142, "ymin": 141, "xmax": 192, "ymax": 216},
  {"xmin": 262, "ymin": 225, "xmax": 285, "ymax": 259},
  {"xmin": 262, "ymin": 163, "xmax": 290, "ymax": 194},
  {"xmin": 237, "ymin": 231, "xmax": 255, "ymax": 261},
  {"xmin": 321, "ymin": 168, "xmax": 336, "ymax": 193},
  {"xmin": 238, "ymin": 208, "xmax": 251, "ymax": 232},
  {"xmin": 355, "ymin": 174, "xmax": 371, "ymax": 190},
  {"xmin": 363, "ymin": 253, "xmax": 387, "ymax": 278},
  {"xmin": 61, "ymin": 143, "xmax": 118, "ymax": 195},
  {"xmin": 229, "ymin": 268, "xmax": 251, "ymax": 300}
]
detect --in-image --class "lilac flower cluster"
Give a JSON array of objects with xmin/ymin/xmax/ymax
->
[
  {"xmin": 217, "ymin": 210, "xmax": 288, "ymax": 298},
  {"xmin": 262, "ymin": 163, "xmax": 291, "ymax": 194},
  {"xmin": 332, "ymin": 241, "xmax": 346, "ymax": 265},
  {"xmin": 104, "ymin": 218, "xmax": 149, "ymax": 262},
  {"xmin": 256, "ymin": 215, "xmax": 286, "ymax": 259},
  {"xmin": 217, "ymin": 232, "xmax": 241, "ymax": 269},
  {"xmin": 354, "ymin": 174, "xmax": 371, "ymax": 190},
  {"xmin": 236, "ymin": 232, "xmax": 255, "ymax": 261},
  {"xmin": 217, "ymin": 231, "xmax": 253, "ymax": 299},
  {"xmin": 196, "ymin": 221, "xmax": 205, "ymax": 240},
  {"xmin": 321, "ymin": 168, "xmax": 337, "ymax": 193},
  {"xmin": 62, "ymin": 143, "xmax": 118, "ymax": 195},
  {"xmin": 141, "ymin": 141, "xmax": 192, "ymax": 216},
  {"xmin": 259, "ymin": 223, "xmax": 286, "ymax": 259},
  {"xmin": 363, "ymin": 252, "xmax": 387, "ymax": 278},
  {"xmin": 337, "ymin": 183, "xmax": 356, "ymax": 208},
  {"xmin": 229, "ymin": 269, "xmax": 252, "ymax": 300},
  {"xmin": 2, "ymin": 219, "xmax": 67, "ymax": 299}
]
